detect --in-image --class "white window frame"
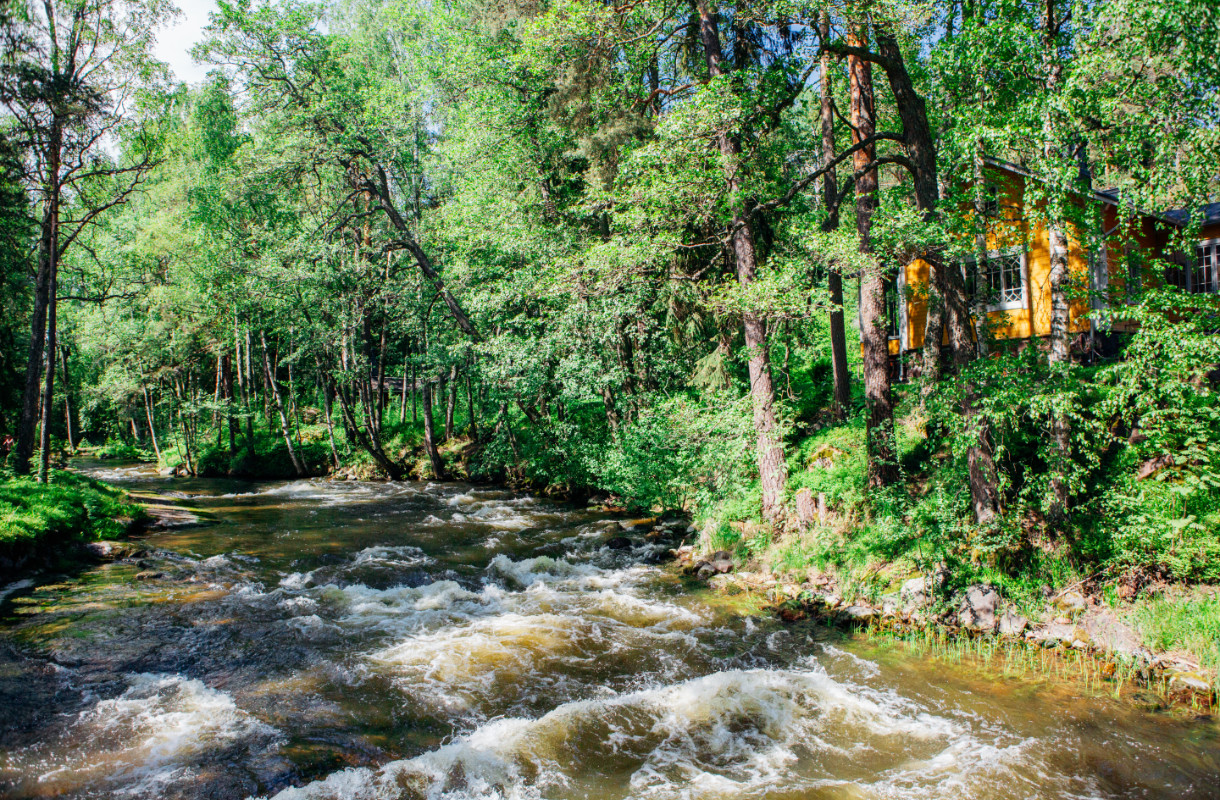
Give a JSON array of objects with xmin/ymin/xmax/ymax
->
[
  {"xmin": 1192, "ymin": 238, "xmax": 1220, "ymax": 294},
  {"xmin": 962, "ymin": 247, "xmax": 1028, "ymax": 313}
]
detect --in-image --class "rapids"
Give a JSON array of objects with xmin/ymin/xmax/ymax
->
[{"xmin": 0, "ymin": 462, "xmax": 1216, "ymax": 799}]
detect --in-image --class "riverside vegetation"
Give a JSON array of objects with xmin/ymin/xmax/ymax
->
[{"xmin": 1, "ymin": 0, "xmax": 1218, "ymax": 695}]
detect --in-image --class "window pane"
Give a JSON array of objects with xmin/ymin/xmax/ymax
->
[{"xmin": 1196, "ymin": 244, "xmax": 1216, "ymax": 294}]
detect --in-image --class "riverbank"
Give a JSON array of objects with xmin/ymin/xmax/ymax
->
[
  {"xmin": 0, "ymin": 470, "xmax": 148, "ymax": 578},
  {"xmin": 667, "ymin": 544, "xmax": 1219, "ymax": 709}
]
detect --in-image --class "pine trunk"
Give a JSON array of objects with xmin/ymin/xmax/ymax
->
[{"xmin": 849, "ymin": 29, "xmax": 897, "ymax": 488}]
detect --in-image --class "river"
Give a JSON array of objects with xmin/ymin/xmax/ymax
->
[{"xmin": 0, "ymin": 463, "xmax": 1216, "ymax": 799}]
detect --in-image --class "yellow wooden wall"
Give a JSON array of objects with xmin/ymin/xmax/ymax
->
[{"xmin": 903, "ymin": 169, "xmax": 1135, "ymax": 351}]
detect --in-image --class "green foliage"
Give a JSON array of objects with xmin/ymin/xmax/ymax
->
[
  {"xmin": 90, "ymin": 441, "xmax": 153, "ymax": 461},
  {"xmin": 0, "ymin": 470, "xmax": 145, "ymax": 551},
  {"xmin": 595, "ymin": 393, "xmax": 755, "ymax": 513}
]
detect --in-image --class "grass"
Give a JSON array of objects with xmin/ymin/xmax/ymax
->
[
  {"xmin": 0, "ymin": 470, "xmax": 145, "ymax": 554},
  {"xmin": 866, "ymin": 625, "xmax": 1212, "ymax": 711},
  {"xmin": 1131, "ymin": 592, "xmax": 1220, "ymax": 675}
]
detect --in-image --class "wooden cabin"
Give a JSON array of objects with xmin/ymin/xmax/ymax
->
[{"xmin": 885, "ymin": 158, "xmax": 1220, "ymax": 367}]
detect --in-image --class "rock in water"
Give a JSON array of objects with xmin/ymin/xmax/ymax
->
[
  {"xmin": 958, "ymin": 585, "xmax": 1000, "ymax": 632},
  {"xmin": 605, "ymin": 536, "xmax": 632, "ymax": 551}
]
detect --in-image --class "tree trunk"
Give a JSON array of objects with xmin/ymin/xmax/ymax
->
[
  {"xmin": 410, "ymin": 355, "xmax": 418, "ymax": 423},
  {"xmin": 972, "ymin": 142, "xmax": 991, "ymax": 357},
  {"xmin": 37, "ymin": 229, "xmax": 59, "ymax": 483},
  {"xmin": 221, "ymin": 352, "xmax": 237, "ymax": 461},
  {"xmin": 399, "ymin": 350, "xmax": 409, "ymax": 425},
  {"xmin": 466, "ymin": 359, "xmax": 477, "ymax": 439},
  {"xmin": 697, "ymin": 0, "xmax": 788, "ymax": 525},
  {"xmin": 849, "ymin": 28, "xmax": 897, "ymax": 488},
  {"xmin": 820, "ymin": 12, "xmax": 851, "ymax": 421},
  {"xmin": 444, "ymin": 364, "xmax": 457, "ymax": 441},
  {"xmin": 260, "ymin": 331, "xmax": 306, "ymax": 476},
  {"xmin": 875, "ymin": 26, "xmax": 1001, "ymax": 522},
  {"xmin": 421, "ymin": 377, "xmax": 446, "ymax": 479},
  {"xmin": 143, "ymin": 386, "xmax": 162, "ymax": 463},
  {"xmin": 59, "ymin": 345, "xmax": 75, "ymax": 454},
  {"xmin": 1043, "ymin": 0, "xmax": 1072, "ymax": 521},
  {"xmin": 319, "ymin": 367, "xmax": 341, "ymax": 470},
  {"xmin": 15, "ymin": 125, "xmax": 60, "ymax": 476}
]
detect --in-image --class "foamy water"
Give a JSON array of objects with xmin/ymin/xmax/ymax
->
[{"xmin": 2, "ymin": 465, "xmax": 1216, "ymax": 799}]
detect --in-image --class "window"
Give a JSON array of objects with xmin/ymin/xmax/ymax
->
[
  {"xmin": 981, "ymin": 184, "xmax": 1001, "ymax": 218},
  {"xmin": 962, "ymin": 249, "xmax": 1026, "ymax": 311},
  {"xmin": 884, "ymin": 276, "xmax": 900, "ymax": 339},
  {"xmin": 1194, "ymin": 241, "xmax": 1219, "ymax": 294}
]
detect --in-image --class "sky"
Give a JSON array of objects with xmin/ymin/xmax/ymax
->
[{"xmin": 154, "ymin": 0, "xmax": 219, "ymax": 85}]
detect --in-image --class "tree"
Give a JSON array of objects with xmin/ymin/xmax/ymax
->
[{"xmin": 0, "ymin": 0, "xmax": 171, "ymax": 478}]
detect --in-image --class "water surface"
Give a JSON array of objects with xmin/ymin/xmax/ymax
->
[{"xmin": 0, "ymin": 462, "xmax": 1216, "ymax": 799}]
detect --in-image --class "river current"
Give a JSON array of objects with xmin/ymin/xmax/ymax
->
[{"xmin": 0, "ymin": 463, "xmax": 1216, "ymax": 799}]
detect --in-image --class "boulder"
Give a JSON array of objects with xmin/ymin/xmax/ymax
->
[
  {"xmin": 134, "ymin": 570, "xmax": 164, "ymax": 581},
  {"xmin": 1053, "ymin": 590, "xmax": 1087, "ymax": 616},
  {"xmin": 901, "ymin": 576, "xmax": 929, "ymax": 610},
  {"xmin": 957, "ymin": 584, "xmax": 1000, "ymax": 632},
  {"xmin": 1167, "ymin": 669, "xmax": 1213, "ymax": 694},
  {"xmin": 998, "ymin": 609, "xmax": 1028, "ymax": 637},
  {"xmin": 708, "ymin": 551, "xmax": 734, "ymax": 574},
  {"xmin": 605, "ymin": 536, "xmax": 633, "ymax": 551},
  {"xmin": 822, "ymin": 593, "xmax": 842, "ymax": 609},
  {"xmin": 81, "ymin": 541, "xmax": 128, "ymax": 561},
  {"xmin": 840, "ymin": 605, "xmax": 877, "ymax": 622}
]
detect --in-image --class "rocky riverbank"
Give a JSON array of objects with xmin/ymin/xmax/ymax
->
[{"xmin": 665, "ymin": 544, "xmax": 1218, "ymax": 709}]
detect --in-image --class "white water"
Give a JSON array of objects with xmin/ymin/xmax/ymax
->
[{"xmin": 3, "ymin": 469, "xmax": 1216, "ymax": 800}]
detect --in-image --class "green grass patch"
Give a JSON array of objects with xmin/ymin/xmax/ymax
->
[
  {"xmin": 0, "ymin": 470, "xmax": 145, "ymax": 552},
  {"xmin": 1131, "ymin": 593, "xmax": 1220, "ymax": 674}
]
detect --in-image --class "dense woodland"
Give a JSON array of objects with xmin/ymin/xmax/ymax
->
[{"xmin": 2, "ymin": 0, "xmax": 1219, "ymax": 600}]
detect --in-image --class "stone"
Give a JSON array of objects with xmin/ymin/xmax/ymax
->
[
  {"xmin": 822, "ymin": 593, "xmax": 842, "ymax": 609},
  {"xmin": 605, "ymin": 536, "xmax": 632, "ymax": 551},
  {"xmin": 1053, "ymin": 590, "xmax": 1087, "ymax": 615},
  {"xmin": 157, "ymin": 466, "xmax": 177, "ymax": 477},
  {"xmin": 708, "ymin": 551, "xmax": 734, "ymax": 574},
  {"xmin": 901, "ymin": 576, "xmax": 929, "ymax": 609},
  {"xmin": 841, "ymin": 605, "xmax": 877, "ymax": 622},
  {"xmin": 708, "ymin": 575, "xmax": 743, "ymax": 595},
  {"xmin": 998, "ymin": 609, "xmax": 1028, "ymax": 637},
  {"xmin": 957, "ymin": 584, "xmax": 1000, "ymax": 633},
  {"xmin": 134, "ymin": 570, "xmax": 164, "ymax": 581},
  {"xmin": 881, "ymin": 596, "xmax": 900, "ymax": 618},
  {"xmin": 1167, "ymin": 670, "xmax": 1214, "ymax": 694},
  {"xmin": 81, "ymin": 541, "xmax": 126, "ymax": 561}
]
